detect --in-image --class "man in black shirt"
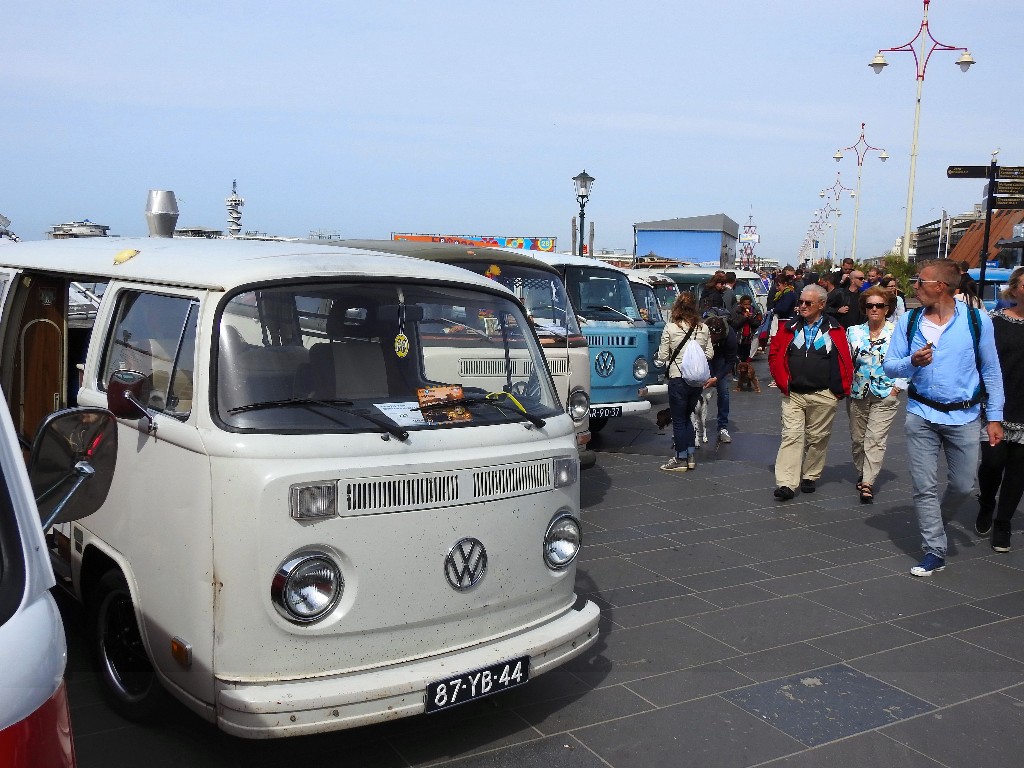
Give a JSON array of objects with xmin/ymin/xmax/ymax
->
[{"xmin": 826, "ymin": 269, "xmax": 866, "ymax": 328}]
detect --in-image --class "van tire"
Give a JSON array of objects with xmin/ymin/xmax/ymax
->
[
  {"xmin": 589, "ymin": 416, "xmax": 608, "ymax": 433},
  {"xmin": 88, "ymin": 569, "xmax": 168, "ymax": 721}
]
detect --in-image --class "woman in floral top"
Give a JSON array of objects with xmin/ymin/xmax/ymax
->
[
  {"xmin": 976, "ymin": 267, "xmax": 1024, "ymax": 552},
  {"xmin": 846, "ymin": 286, "xmax": 908, "ymax": 503}
]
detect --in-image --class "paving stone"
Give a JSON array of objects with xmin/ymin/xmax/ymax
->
[
  {"xmin": 881, "ymin": 693, "xmax": 1024, "ymax": 768},
  {"xmin": 722, "ymin": 664, "xmax": 934, "ymax": 747},
  {"xmin": 573, "ymin": 695, "xmax": 804, "ymax": 768},
  {"xmin": 849, "ymin": 635, "xmax": 1024, "ymax": 707},
  {"xmin": 681, "ymin": 596, "xmax": 866, "ymax": 653}
]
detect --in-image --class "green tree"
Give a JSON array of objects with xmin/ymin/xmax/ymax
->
[{"xmin": 879, "ymin": 250, "xmax": 914, "ymax": 294}]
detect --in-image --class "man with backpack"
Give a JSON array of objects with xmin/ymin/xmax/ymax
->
[{"xmin": 883, "ymin": 259, "xmax": 1005, "ymax": 577}]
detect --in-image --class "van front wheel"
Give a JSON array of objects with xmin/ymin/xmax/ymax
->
[{"xmin": 88, "ymin": 569, "xmax": 168, "ymax": 720}]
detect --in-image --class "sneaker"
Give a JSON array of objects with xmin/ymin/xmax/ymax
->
[
  {"xmin": 799, "ymin": 478, "xmax": 816, "ymax": 494},
  {"xmin": 718, "ymin": 428, "xmax": 732, "ymax": 443},
  {"xmin": 975, "ymin": 497, "xmax": 995, "ymax": 536},
  {"xmin": 687, "ymin": 455, "xmax": 697, "ymax": 470},
  {"xmin": 992, "ymin": 521, "xmax": 1012, "ymax": 553},
  {"xmin": 773, "ymin": 486, "xmax": 795, "ymax": 501},
  {"xmin": 910, "ymin": 553, "xmax": 945, "ymax": 577},
  {"xmin": 660, "ymin": 457, "xmax": 688, "ymax": 472}
]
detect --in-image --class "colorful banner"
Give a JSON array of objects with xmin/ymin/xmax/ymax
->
[{"xmin": 392, "ymin": 233, "xmax": 556, "ymax": 252}]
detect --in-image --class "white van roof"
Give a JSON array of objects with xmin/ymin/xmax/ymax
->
[
  {"xmin": 0, "ymin": 237, "xmax": 508, "ymax": 294},
  {"xmin": 531, "ymin": 252, "xmax": 630, "ymax": 274},
  {"xmin": 658, "ymin": 265, "xmax": 762, "ymax": 279}
]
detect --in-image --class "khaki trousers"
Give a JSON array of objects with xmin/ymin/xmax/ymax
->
[
  {"xmin": 847, "ymin": 393, "xmax": 900, "ymax": 487},
  {"xmin": 775, "ymin": 389, "xmax": 839, "ymax": 489}
]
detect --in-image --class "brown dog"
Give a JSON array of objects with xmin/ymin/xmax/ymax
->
[{"xmin": 735, "ymin": 361, "xmax": 761, "ymax": 393}]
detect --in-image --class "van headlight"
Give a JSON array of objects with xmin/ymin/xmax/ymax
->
[
  {"xmin": 567, "ymin": 388, "xmax": 590, "ymax": 421},
  {"xmin": 290, "ymin": 482, "xmax": 338, "ymax": 519},
  {"xmin": 271, "ymin": 551, "xmax": 344, "ymax": 623},
  {"xmin": 553, "ymin": 456, "xmax": 578, "ymax": 488},
  {"xmin": 633, "ymin": 356, "xmax": 649, "ymax": 381},
  {"xmin": 543, "ymin": 512, "xmax": 582, "ymax": 569}
]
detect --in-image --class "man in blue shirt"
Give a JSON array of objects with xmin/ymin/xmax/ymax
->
[{"xmin": 884, "ymin": 259, "xmax": 1005, "ymax": 577}]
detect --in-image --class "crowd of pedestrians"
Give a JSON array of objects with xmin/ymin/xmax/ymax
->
[{"xmin": 654, "ymin": 258, "xmax": 1023, "ymax": 579}]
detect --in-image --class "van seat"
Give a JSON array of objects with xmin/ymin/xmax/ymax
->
[{"xmin": 309, "ymin": 340, "xmax": 389, "ymax": 400}]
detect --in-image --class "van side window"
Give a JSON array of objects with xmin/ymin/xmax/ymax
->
[{"xmin": 100, "ymin": 292, "xmax": 199, "ymax": 417}]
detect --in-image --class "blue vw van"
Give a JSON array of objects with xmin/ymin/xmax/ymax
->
[
  {"xmin": 627, "ymin": 274, "xmax": 667, "ymax": 395},
  {"xmin": 969, "ymin": 267, "xmax": 1017, "ymax": 310},
  {"xmin": 535, "ymin": 254, "xmax": 651, "ymax": 432}
]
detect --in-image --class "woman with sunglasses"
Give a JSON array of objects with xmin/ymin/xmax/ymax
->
[
  {"xmin": 878, "ymin": 276, "xmax": 906, "ymax": 319},
  {"xmin": 976, "ymin": 267, "xmax": 1024, "ymax": 551},
  {"xmin": 846, "ymin": 286, "xmax": 907, "ymax": 503}
]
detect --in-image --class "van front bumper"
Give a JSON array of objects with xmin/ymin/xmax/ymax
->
[{"xmin": 215, "ymin": 599, "xmax": 600, "ymax": 738}]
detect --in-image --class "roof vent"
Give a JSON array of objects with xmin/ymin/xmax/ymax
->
[{"xmin": 145, "ymin": 190, "xmax": 179, "ymax": 238}]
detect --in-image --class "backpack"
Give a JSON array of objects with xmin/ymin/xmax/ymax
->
[
  {"xmin": 679, "ymin": 332, "xmax": 711, "ymax": 386},
  {"xmin": 904, "ymin": 305, "xmax": 985, "ymax": 412}
]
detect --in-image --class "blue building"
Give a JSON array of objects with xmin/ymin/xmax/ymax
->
[{"xmin": 633, "ymin": 214, "xmax": 739, "ymax": 267}]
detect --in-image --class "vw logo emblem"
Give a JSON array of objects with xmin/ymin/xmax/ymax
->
[
  {"xmin": 445, "ymin": 538, "xmax": 488, "ymax": 591},
  {"xmin": 594, "ymin": 351, "xmax": 615, "ymax": 378}
]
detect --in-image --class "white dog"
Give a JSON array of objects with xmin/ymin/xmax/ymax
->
[{"xmin": 690, "ymin": 389, "xmax": 713, "ymax": 448}]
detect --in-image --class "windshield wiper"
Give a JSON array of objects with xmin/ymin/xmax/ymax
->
[
  {"xmin": 227, "ymin": 398, "xmax": 409, "ymax": 440},
  {"xmin": 419, "ymin": 395, "xmax": 546, "ymax": 429},
  {"xmin": 586, "ymin": 304, "xmax": 635, "ymax": 323}
]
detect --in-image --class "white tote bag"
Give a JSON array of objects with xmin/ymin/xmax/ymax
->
[{"xmin": 678, "ymin": 338, "xmax": 710, "ymax": 386}]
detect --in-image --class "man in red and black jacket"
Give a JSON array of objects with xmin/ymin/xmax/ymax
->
[{"xmin": 769, "ymin": 283, "xmax": 853, "ymax": 501}]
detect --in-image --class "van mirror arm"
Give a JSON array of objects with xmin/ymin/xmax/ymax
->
[
  {"xmin": 38, "ymin": 461, "xmax": 95, "ymax": 529},
  {"xmin": 122, "ymin": 390, "xmax": 158, "ymax": 434}
]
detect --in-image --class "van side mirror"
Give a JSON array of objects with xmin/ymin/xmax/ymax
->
[
  {"xmin": 106, "ymin": 370, "xmax": 158, "ymax": 432},
  {"xmin": 28, "ymin": 407, "xmax": 118, "ymax": 528}
]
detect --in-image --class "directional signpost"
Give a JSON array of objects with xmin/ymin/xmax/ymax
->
[{"xmin": 946, "ymin": 159, "xmax": 1024, "ymax": 290}]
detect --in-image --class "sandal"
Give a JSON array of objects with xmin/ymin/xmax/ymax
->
[
  {"xmin": 860, "ymin": 484, "xmax": 874, "ymax": 504},
  {"xmin": 855, "ymin": 476, "xmax": 864, "ymax": 492}
]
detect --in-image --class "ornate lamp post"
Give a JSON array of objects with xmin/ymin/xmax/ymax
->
[
  {"xmin": 818, "ymin": 177, "xmax": 852, "ymax": 263},
  {"xmin": 870, "ymin": 0, "xmax": 974, "ymax": 262},
  {"xmin": 834, "ymin": 123, "xmax": 888, "ymax": 263},
  {"xmin": 572, "ymin": 170, "xmax": 595, "ymax": 257}
]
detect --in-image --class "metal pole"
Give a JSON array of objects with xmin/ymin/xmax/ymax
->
[
  {"xmin": 851, "ymin": 163, "xmax": 864, "ymax": 262},
  {"xmin": 978, "ymin": 158, "xmax": 998, "ymax": 296},
  {"xmin": 902, "ymin": 68, "xmax": 926, "ymax": 263},
  {"xmin": 578, "ymin": 201, "xmax": 586, "ymax": 257}
]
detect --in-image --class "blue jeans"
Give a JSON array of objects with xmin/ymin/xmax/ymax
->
[
  {"xmin": 668, "ymin": 377, "xmax": 704, "ymax": 457},
  {"xmin": 905, "ymin": 412, "xmax": 981, "ymax": 559},
  {"xmin": 713, "ymin": 375, "xmax": 730, "ymax": 430}
]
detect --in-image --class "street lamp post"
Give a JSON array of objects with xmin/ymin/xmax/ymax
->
[
  {"xmin": 870, "ymin": 0, "xmax": 974, "ymax": 262},
  {"xmin": 572, "ymin": 170, "xmax": 594, "ymax": 257},
  {"xmin": 819, "ymin": 174, "xmax": 853, "ymax": 263},
  {"xmin": 834, "ymin": 123, "xmax": 888, "ymax": 263}
]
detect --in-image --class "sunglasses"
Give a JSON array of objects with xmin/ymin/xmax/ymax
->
[
  {"xmin": 798, "ymin": 299, "xmax": 819, "ymax": 306},
  {"xmin": 865, "ymin": 302, "xmax": 887, "ymax": 309},
  {"xmin": 913, "ymin": 277, "xmax": 944, "ymax": 286},
  {"xmin": 851, "ymin": 275, "xmax": 865, "ymax": 280}
]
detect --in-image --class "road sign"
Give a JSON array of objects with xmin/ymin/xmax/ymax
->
[
  {"xmin": 997, "ymin": 166, "xmax": 1024, "ymax": 180},
  {"xmin": 991, "ymin": 196, "xmax": 1024, "ymax": 209},
  {"xmin": 947, "ymin": 165, "xmax": 988, "ymax": 179},
  {"xmin": 995, "ymin": 181, "xmax": 1024, "ymax": 195}
]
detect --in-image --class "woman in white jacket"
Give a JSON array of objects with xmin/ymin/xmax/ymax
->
[{"xmin": 656, "ymin": 293, "xmax": 714, "ymax": 471}]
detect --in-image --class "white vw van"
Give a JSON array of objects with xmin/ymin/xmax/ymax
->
[{"xmin": 0, "ymin": 236, "xmax": 598, "ymax": 738}]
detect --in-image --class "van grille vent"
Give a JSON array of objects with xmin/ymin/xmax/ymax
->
[
  {"xmin": 585, "ymin": 335, "xmax": 636, "ymax": 348},
  {"xmin": 345, "ymin": 475, "xmax": 459, "ymax": 512},
  {"xmin": 473, "ymin": 461, "xmax": 552, "ymax": 500},
  {"xmin": 459, "ymin": 358, "xmax": 535, "ymax": 377},
  {"xmin": 547, "ymin": 358, "xmax": 570, "ymax": 376}
]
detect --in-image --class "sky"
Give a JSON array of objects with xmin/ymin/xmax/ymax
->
[{"xmin": 3, "ymin": 0, "xmax": 1021, "ymax": 265}]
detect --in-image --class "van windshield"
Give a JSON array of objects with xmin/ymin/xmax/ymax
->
[
  {"xmin": 562, "ymin": 267, "xmax": 640, "ymax": 322},
  {"xmin": 455, "ymin": 261, "xmax": 582, "ymax": 339},
  {"xmin": 216, "ymin": 281, "xmax": 561, "ymax": 433}
]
